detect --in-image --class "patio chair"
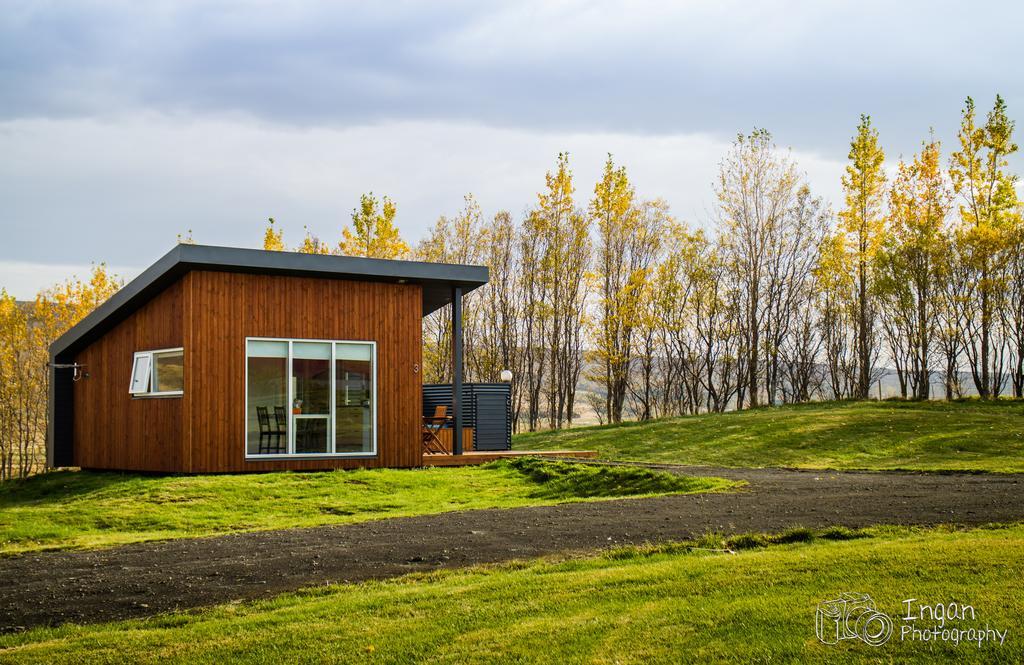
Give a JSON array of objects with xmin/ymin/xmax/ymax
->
[
  {"xmin": 422, "ymin": 405, "xmax": 450, "ymax": 454},
  {"xmin": 257, "ymin": 406, "xmax": 286, "ymax": 454}
]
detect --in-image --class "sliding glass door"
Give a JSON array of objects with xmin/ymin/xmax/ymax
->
[
  {"xmin": 335, "ymin": 344, "xmax": 373, "ymax": 452},
  {"xmin": 246, "ymin": 338, "xmax": 376, "ymax": 458},
  {"xmin": 292, "ymin": 342, "xmax": 331, "ymax": 453}
]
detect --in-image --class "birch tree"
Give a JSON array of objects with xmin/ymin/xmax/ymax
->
[
  {"xmin": 341, "ymin": 193, "xmax": 411, "ymax": 259},
  {"xmin": 519, "ymin": 154, "xmax": 593, "ymax": 428},
  {"xmin": 876, "ymin": 138, "xmax": 951, "ymax": 399},
  {"xmin": 0, "ymin": 267, "xmax": 121, "ymax": 479},
  {"xmin": 590, "ymin": 156, "xmax": 662, "ymax": 423},
  {"xmin": 715, "ymin": 129, "xmax": 804, "ymax": 408},
  {"xmin": 949, "ymin": 95, "xmax": 1021, "ymax": 399},
  {"xmin": 840, "ymin": 115, "xmax": 887, "ymax": 399}
]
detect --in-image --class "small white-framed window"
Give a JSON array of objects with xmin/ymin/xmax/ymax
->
[{"xmin": 130, "ymin": 348, "xmax": 184, "ymax": 397}]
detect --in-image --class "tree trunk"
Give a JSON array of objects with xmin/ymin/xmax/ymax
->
[{"xmin": 857, "ymin": 258, "xmax": 871, "ymax": 399}]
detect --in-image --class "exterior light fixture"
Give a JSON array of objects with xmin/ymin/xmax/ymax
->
[{"xmin": 499, "ymin": 369, "xmax": 513, "ymax": 383}]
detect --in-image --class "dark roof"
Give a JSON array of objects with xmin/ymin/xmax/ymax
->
[{"xmin": 50, "ymin": 244, "xmax": 488, "ymax": 359}]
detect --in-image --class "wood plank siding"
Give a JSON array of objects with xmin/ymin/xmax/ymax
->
[
  {"xmin": 434, "ymin": 427, "xmax": 475, "ymax": 453},
  {"xmin": 72, "ymin": 270, "xmax": 423, "ymax": 472},
  {"xmin": 72, "ymin": 280, "xmax": 186, "ymax": 471}
]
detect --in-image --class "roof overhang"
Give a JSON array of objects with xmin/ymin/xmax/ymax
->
[{"xmin": 49, "ymin": 244, "xmax": 488, "ymax": 360}]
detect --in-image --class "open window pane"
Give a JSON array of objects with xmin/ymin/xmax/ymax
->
[
  {"xmin": 246, "ymin": 342, "xmax": 288, "ymax": 455},
  {"xmin": 131, "ymin": 348, "xmax": 184, "ymax": 397},
  {"xmin": 130, "ymin": 354, "xmax": 152, "ymax": 394},
  {"xmin": 153, "ymin": 350, "xmax": 184, "ymax": 392}
]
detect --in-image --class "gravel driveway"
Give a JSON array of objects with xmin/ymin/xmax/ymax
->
[{"xmin": 1, "ymin": 465, "xmax": 1021, "ymax": 631}]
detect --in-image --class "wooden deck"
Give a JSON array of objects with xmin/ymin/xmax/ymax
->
[{"xmin": 422, "ymin": 449, "xmax": 598, "ymax": 466}]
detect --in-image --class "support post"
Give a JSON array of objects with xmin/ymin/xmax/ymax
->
[{"xmin": 451, "ymin": 286, "xmax": 464, "ymax": 455}]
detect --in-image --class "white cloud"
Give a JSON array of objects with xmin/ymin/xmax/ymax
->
[
  {"xmin": 1, "ymin": 0, "xmax": 1020, "ymax": 283},
  {"xmin": 3, "ymin": 0, "xmax": 1018, "ymax": 154},
  {"xmin": 0, "ymin": 112, "xmax": 845, "ymax": 287}
]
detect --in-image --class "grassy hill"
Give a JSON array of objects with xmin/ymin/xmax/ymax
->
[{"xmin": 515, "ymin": 400, "xmax": 1024, "ymax": 473}]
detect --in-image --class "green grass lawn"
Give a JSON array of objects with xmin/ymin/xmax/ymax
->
[
  {"xmin": 516, "ymin": 399, "xmax": 1024, "ymax": 472},
  {"xmin": 0, "ymin": 459, "xmax": 735, "ymax": 555},
  {"xmin": 2, "ymin": 523, "xmax": 1021, "ymax": 663}
]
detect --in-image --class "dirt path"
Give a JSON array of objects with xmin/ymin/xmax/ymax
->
[{"xmin": 1, "ymin": 466, "xmax": 1022, "ymax": 631}]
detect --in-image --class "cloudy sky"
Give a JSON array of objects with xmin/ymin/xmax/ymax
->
[{"xmin": 1, "ymin": 0, "xmax": 1021, "ymax": 297}]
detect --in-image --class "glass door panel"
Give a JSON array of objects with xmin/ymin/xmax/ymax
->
[
  {"xmin": 335, "ymin": 343, "xmax": 373, "ymax": 453},
  {"xmin": 292, "ymin": 342, "xmax": 330, "ymax": 453}
]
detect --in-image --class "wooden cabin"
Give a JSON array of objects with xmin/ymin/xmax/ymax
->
[{"xmin": 46, "ymin": 244, "xmax": 488, "ymax": 473}]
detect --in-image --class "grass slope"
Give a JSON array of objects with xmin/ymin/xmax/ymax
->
[
  {"xmin": 2, "ymin": 524, "xmax": 1021, "ymax": 663},
  {"xmin": 0, "ymin": 459, "xmax": 734, "ymax": 555},
  {"xmin": 516, "ymin": 400, "xmax": 1024, "ymax": 472}
]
